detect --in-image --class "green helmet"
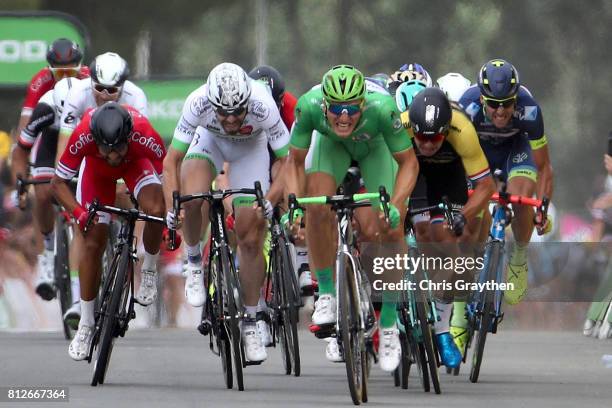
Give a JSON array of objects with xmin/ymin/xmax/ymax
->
[{"xmin": 321, "ymin": 65, "xmax": 366, "ymax": 102}]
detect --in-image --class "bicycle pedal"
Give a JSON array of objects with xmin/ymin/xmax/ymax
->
[
  {"xmin": 309, "ymin": 323, "xmax": 335, "ymax": 339},
  {"xmin": 245, "ymin": 360, "xmax": 264, "ymax": 366}
]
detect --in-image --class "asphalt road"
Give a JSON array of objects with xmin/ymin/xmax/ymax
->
[{"xmin": 1, "ymin": 329, "xmax": 611, "ymax": 408}]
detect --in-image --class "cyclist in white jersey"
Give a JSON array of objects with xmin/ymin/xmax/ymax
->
[
  {"xmin": 163, "ymin": 62, "xmax": 290, "ymax": 363},
  {"xmin": 57, "ymin": 52, "xmax": 147, "ymax": 158}
]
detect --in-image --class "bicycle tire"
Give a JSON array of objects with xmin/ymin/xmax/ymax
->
[
  {"xmin": 399, "ymin": 330, "xmax": 411, "ymax": 389},
  {"xmin": 92, "ymin": 245, "xmax": 130, "ymax": 386},
  {"xmin": 272, "ymin": 247, "xmax": 292, "ymax": 375},
  {"xmin": 219, "ymin": 324, "xmax": 233, "ymax": 389},
  {"xmin": 415, "ymin": 288, "xmax": 441, "ymax": 394},
  {"xmin": 54, "ymin": 214, "xmax": 73, "ymax": 340},
  {"xmin": 221, "ymin": 247, "xmax": 244, "ymax": 391},
  {"xmin": 470, "ymin": 241, "xmax": 500, "ymax": 383},
  {"xmin": 338, "ymin": 252, "xmax": 363, "ymax": 405},
  {"xmin": 278, "ymin": 235, "xmax": 301, "ymax": 377}
]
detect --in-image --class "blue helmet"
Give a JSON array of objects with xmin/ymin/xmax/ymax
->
[
  {"xmin": 477, "ymin": 59, "xmax": 520, "ymax": 99},
  {"xmin": 395, "ymin": 80, "xmax": 427, "ymax": 112},
  {"xmin": 397, "ymin": 63, "xmax": 433, "ymax": 87}
]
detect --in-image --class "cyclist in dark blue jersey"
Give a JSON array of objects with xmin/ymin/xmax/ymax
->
[{"xmin": 459, "ymin": 59, "xmax": 553, "ymax": 305}]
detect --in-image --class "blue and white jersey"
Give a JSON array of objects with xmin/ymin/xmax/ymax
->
[{"xmin": 459, "ymin": 85, "xmax": 546, "ymax": 149}]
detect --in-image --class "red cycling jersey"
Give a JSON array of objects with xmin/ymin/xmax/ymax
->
[
  {"xmin": 280, "ymin": 91, "xmax": 297, "ymax": 129},
  {"xmin": 21, "ymin": 66, "xmax": 90, "ymax": 115},
  {"xmin": 55, "ymin": 105, "xmax": 166, "ymax": 218}
]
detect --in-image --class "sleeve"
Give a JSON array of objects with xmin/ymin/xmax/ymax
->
[
  {"xmin": 379, "ymin": 96, "xmax": 413, "ymax": 154},
  {"xmin": 21, "ymin": 70, "xmax": 52, "ymax": 115},
  {"xmin": 448, "ymin": 111, "xmax": 491, "ymax": 183},
  {"xmin": 289, "ymin": 93, "xmax": 315, "ymax": 150},
  {"xmin": 18, "ymin": 102, "xmax": 55, "ymax": 149},
  {"xmin": 170, "ymin": 89, "xmax": 205, "ymax": 153},
  {"xmin": 60, "ymin": 86, "xmax": 85, "ymax": 136},
  {"xmin": 140, "ymin": 119, "xmax": 167, "ymax": 174},
  {"xmin": 55, "ymin": 123, "xmax": 88, "ymax": 180},
  {"xmin": 259, "ymin": 95, "xmax": 290, "ymax": 158}
]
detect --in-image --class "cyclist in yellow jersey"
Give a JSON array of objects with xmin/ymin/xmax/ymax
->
[{"xmin": 399, "ymin": 87, "xmax": 494, "ymax": 368}]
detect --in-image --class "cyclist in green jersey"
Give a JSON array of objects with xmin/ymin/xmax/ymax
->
[{"xmin": 287, "ymin": 65, "xmax": 418, "ymax": 371}]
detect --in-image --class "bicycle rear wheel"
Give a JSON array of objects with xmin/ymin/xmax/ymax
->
[
  {"xmin": 271, "ymin": 247, "xmax": 292, "ymax": 375},
  {"xmin": 338, "ymin": 253, "xmax": 363, "ymax": 405},
  {"xmin": 470, "ymin": 241, "xmax": 500, "ymax": 383},
  {"xmin": 92, "ymin": 245, "xmax": 130, "ymax": 386},
  {"xmin": 54, "ymin": 214, "xmax": 73, "ymax": 340}
]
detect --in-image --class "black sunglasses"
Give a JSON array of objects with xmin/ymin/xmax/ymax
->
[
  {"xmin": 93, "ymin": 83, "xmax": 121, "ymax": 95},
  {"xmin": 214, "ymin": 105, "xmax": 247, "ymax": 117},
  {"xmin": 483, "ymin": 96, "xmax": 516, "ymax": 109}
]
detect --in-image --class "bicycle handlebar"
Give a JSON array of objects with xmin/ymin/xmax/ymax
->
[{"xmin": 84, "ymin": 199, "xmax": 165, "ymax": 233}]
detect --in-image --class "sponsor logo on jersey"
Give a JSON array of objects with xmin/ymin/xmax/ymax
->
[
  {"xmin": 249, "ymin": 101, "xmax": 270, "ymax": 122},
  {"xmin": 512, "ymin": 152, "xmax": 528, "ymax": 163},
  {"xmin": 63, "ymin": 112, "xmax": 77, "ymax": 124},
  {"xmin": 464, "ymin": 102, "xmax": 480, "ymax": 119},
  {"xmin": 68, "ymin": 132, "xmax": 94, "ymax": 154},
  {"xmin": 521, "ymin": 105, "xmax": 538, "ymax": 121},
  {"xmin": 131, "ymin": 132, "xmax": 164, "ymax": 158},
  {"xmin": 205, "ymin": 124, "xmax": 222, "ymax": 132},
  {"xmin": 268, "ymin": 122, "xmax": 284, "ymax": 142},
  {"xmin": 393, "ymin": 118, "xmax": 402, "ymax": 130},
  {"xmin": 190, "ymin": 96, "xmax": 208, "ymax": 117}
]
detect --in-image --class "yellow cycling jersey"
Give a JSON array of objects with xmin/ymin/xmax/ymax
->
[{"xmin": 400, "ymin": 107, "xmax": 491, "ymax": 182}]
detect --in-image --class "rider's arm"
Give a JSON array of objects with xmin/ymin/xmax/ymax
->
[
  {"xmin": 50, "ymin": 175, "xmax": 81, "ymax": 214},
  {"xmin": 162, "ymin": 146, "xmax": 186, "ymax": 211},
  {"xmin": 391, "ymin": 148, "xmax": 418, "ymax": 210},
  {"xmin": 533, "ymin": 145, "xmax": 553, "ymax": 200},
  {"xmin": 448, "ymin": 111, "xmax": 495, "ymax": 220},
  {"xmin": 11, "ymin": 101, "xmax": 56, "ymax": 182},
  {"xmin": 15, "ymin": 69, "xmax": 52, "ymax": 140},
  {"xmin": 285, "ymin": 94, "xmax": 315, "ymax": 198},
  {"xmin": 57, "ymin": 84, "xmax": 85, "ymax": 164}
]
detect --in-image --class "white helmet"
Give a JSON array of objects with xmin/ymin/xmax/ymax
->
[
  {"xmin": 89, "ymin": 52, "xmax": 129, "ymax": 87},
  {"xmin": 436, "ymin": 72, "xmax": 471, "ymax": 102},
  {"xmin": 206, "ymin": 62, "xmax": 251, "ymax": 112},
  {"xmin": 52, "ymin": 77, "xmax": 74, "ymax": 115}
]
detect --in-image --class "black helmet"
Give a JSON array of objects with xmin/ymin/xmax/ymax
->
[
  {"xmin": 249, "ymin": 65, "xmax": 285, "ymax": 105},
  {"xmin": 46, "ymin": 38, "xmax": 83, "ymax": 66},
  {"xmin": 408, "ymin": 87, "xmax": 452, "ymax": 136},
  {"xmin": 90, "ymin": 102, "xmax": 133, "ymax": 148},
  {"xmin": 477, "ymin": 59, "xmax": 520, "ymax": 99}
]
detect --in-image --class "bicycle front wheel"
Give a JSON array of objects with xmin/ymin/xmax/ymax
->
[
  {"xmin": 221, "ymin": 247, "xmax": 244, "ymax": 391},
  {"xmin": 279, "ymin": 235, "xmax": 301, "ymax": 377},
  {"xmin": 337, "ymin": 252, "xmax": 364, "ymax": 405},
  {"xmin": 92, "ymin": 245, "xmax": 130, "ymax": 386},
  {"xmin": 470, "ymin": 241, "xmax": 500, "ymax": 383}
]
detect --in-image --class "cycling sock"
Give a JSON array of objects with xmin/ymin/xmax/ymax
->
[
  {"xmin": 433, "ymin": 302, "xmax": 452, "ymax": 334},
  {"xmin": 511, "ymin": 242, "xmax": 528, "ymax": 265},
  {"xmin": 70, "ymin": 270, "xmax": 80, "ymax": 303},
  {"xmin": 295, "ymin": 246, "xmax": 308, "ymax": 268},
  {"xmin": 451, "ymin": 301, "xmax": 468, "ymax": 328},
  {"xmin": 142, "ymin": 250, "xmax": 159, "ymax": 271},
  {"xmin": 380, "ymin": 302, "xmax": 398, "ymax": 329},
  {"xmin": 315, "ymin": 267, "xmax": 334, "ymax": 295},
  {"xmin": 245, "ymin": 305, "xmax": 257, "ymax": 320},
  {"xmin": 79, "ymin": 299, "xmax": 95, "ymax": 328},
  {"xmin": 257, "ymin": 290, "xmax": 267, "ymax": 312},
  {"xmin": 187, "ymin": 243, "xmax": 202, "ymax": 265},
  {"xmin": 43, "ymin": 231, "xmax": 55, "ymax": 251}
]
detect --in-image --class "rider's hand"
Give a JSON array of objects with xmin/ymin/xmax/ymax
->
[
  {"xmin": 73, "ymin": 206, "xmax": 92, "ymax": 232},
  {"xmin": 253, "ymin": 199, "xmax": 274, "ymax": 220},
  {"xmin": 451, "ymin": 213, "xmax": 466, "ymax": 236},
  {"xmin": 379, "ymin": 203, "xmax": 400, "ymax": 229},
  {"xmin": 166, "ymin": 210, "xmax": 181, "ymax": 230},
  {"xmin": 605, "ymin": 154, "xmax": 612, "ymax": 175},
  {"xmin": 535, "ymin": 213, "xmax": 553, "ymax": 235}
]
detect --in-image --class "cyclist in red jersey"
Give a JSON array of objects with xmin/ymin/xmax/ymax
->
[
  {"xmin": 17, "ymin": 38, "xmax": 89, "ymax": 138},
  {"xmin": 51, "ymin": 103, "xmax": 166, "ymax": 360}
]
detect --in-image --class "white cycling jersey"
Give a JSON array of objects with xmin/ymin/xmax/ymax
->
[
  {"xmin": 171, "ymin": 80, "xmax": 289, "ymax": 154},
  {"xmin": 59, "ymin": 78, "xmax": 148, "ymax": 135}
]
